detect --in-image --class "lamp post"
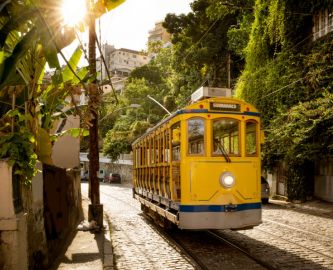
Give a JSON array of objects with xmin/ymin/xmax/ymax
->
[{"xmin": 147, "ymin": 95, "xmax": 171, "ymax": 116}]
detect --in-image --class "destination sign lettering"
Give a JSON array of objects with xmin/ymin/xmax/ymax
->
[{"xmin": 210, "ymin": 102, "xmax": 241, "ymax": 112}]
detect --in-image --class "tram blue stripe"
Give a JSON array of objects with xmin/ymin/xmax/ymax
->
[{"xmin": 179, "ymin": 203, "xmax": 261, "ymax": 212}]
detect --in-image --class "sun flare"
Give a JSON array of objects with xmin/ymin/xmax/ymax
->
[{"xmin": 61, "ymin": 0, "xmax": 87, "ymax": 26}]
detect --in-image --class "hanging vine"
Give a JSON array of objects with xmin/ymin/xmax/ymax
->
[{"xmin": 236, "ymin": 0, "xmax": 333, "ymax": 200}]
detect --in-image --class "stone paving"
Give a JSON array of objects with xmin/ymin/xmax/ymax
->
[
  {"xmin": 218, "ymin": 202, "xmax": 333, "ymax": 269},
  {"xmin": 51, "ymin": 197, "xmax": 104, "ymax": 270},
  {"xmin": 82, "ymin": 183, "xmax": 196, "ymax": 270},
  {"xmin": 81, "ymin": 183, "xmax": 333, "ymax": 270}
]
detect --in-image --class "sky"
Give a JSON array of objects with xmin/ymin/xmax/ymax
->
[
  {"xmin": 99, "ymin": 0, "xmax": 193, "ymax": 51},
  {"xmin": 60, "ymin": 0, "xmax": 193, "ymax": 66}
]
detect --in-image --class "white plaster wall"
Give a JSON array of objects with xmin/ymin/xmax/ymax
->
[
  {"xmin": 52, "ymin": 115, "xmax": 80, "ymax": 169},
  {"xmin": 0, "ymin": 160, "xmax": 28, "ymax": 270},
  {"xmin": 0, "ymin": 160, "xmax": 14, "ymax": 218}
]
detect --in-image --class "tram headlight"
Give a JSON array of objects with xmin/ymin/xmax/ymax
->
[{"xmin": 220, "ymin": 172, "xmax": 235, "ymax": 188}]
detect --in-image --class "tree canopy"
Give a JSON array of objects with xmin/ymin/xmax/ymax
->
[
  {"xmin": 0, "ymin": 0, "xmax": 125, "ymax": 183},
  {"xmin": 236, "ymin": 0, "xmax": 333, "ymax": 200},
  {"xmin": 101, "ymin": 0, "xmax": 333, "ymax": 200}
]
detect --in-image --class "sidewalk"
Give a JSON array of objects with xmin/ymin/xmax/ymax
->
[
  {"xmin": 51, "ymin": 197, "xmax": 113, "ymax": 270},
  {"xmin": 269, "ymin": 197, "xmax": 333, "ymax": 217}
]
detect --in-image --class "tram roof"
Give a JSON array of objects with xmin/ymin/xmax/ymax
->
[{"xmin": 132, "ymin": 97, "xmax": 259, "ymax": 145}]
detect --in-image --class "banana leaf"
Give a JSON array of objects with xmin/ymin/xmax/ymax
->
[
  {"xmin": 0, "ymin": 27, "xmax": 38, "ymax": 88},
  {"xmin": 93, "ymin": 0, "xmax": 126, "ymax": 18},
  {"xmin": 62, "ymin": 46, "xmax": 83, "ymax": 82}
]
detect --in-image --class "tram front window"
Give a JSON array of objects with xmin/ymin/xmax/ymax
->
[
  {"xmin": 187, "ymin": 118, "xmax": 205, "ymax": 155},
  {"xmin": 212, "ymin": 118, "xmax": 240, "ymax": 155}
]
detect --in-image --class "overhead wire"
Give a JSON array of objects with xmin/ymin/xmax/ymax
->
[
  {"xmin": 183, "ymin": 18, "xmax": 219, "ymax": 62},
  {"xmin": 75, "ymin": 23, "xmax": 119, "ymax": 105},
  {"xmin": 258, "ymin": 66, "xmax": 333, "ymax": 101},
  {"xmin": 180, "ymin": 5, "xmax": 331, "ymax": 98},
  {"xmin": 94, "ymin": 28, "xmax": 118, "ymax": 104}
]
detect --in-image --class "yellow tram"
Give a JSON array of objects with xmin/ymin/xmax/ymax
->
[{"xmin": 132, "ymin": 88, "xmax": 263, "ymax": 230}]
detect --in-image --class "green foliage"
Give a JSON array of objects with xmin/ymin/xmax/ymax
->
[
  {"xmin": 163, "ymin": 0, "xmax": 253, "ymax": 92},
  {"xmin": 103, "ymin": 130, "xmax": 133, "ymax": 162},
  {"xmin": 262, "ymin": 90, "xmax": 333, "ymax": 201},
  {"xmin": 101, "ymin": 47, "xmax": 177, "ymax": 160},
  {"xmin": 266, "ymin": 0, "xmax": 285, "ymax": 46},
  {"xmin": 0, "ymin": 0, "xmax": 100, "ymax": 183},
  {"xmin": 0, "ymin": 115, "xmax": 37, "ymax": 185},
  {"xmin": 237, "ymin": 0, "xmax": 333, "ymax": 200},
  {"xmin": 263, "ymin": 92, "xmax": 333, "ymax": 167}
]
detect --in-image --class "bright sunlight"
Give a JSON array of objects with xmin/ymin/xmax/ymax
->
[{"xmin": 61, "ymin": 0, "xmax": 87, "ymax": 26}]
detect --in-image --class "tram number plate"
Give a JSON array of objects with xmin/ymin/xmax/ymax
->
[{"xmin": 210, "ymin": 102, "xmax": 241, "ymax": 112}]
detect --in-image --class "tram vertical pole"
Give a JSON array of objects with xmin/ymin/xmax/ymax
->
[{"xmin": 87, "ymin": 0, "xmax": 103, "ymax": 229}]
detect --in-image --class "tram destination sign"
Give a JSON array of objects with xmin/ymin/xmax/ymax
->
[{"xmin": 210, "ymin": 102, "xmax": 241, "ymax": 112}]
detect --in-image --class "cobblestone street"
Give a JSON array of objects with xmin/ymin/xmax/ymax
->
[
  {"xmin": 218, "ymin": 203, "xmax": 333, "ymax": 269},
  {"xmin": 82, "ymin": 183, "xmax": 196, "ymax": 270},
  {"xmin": 81, "ymin": 183, "xmax": 333, "ymax": 270}
]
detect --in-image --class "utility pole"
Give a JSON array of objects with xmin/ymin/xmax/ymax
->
[
  {"xmin": 227, "ymin": 52, "xmax": 231, "ymax": 89},
  {"xmin": 87, "ymin": 0, "xmax": 103, "ymax": 229}
]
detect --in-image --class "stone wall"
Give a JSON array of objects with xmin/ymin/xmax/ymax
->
[{"xmin": 100, "ymin": 163, "xmax": 133, "ymax": 184}]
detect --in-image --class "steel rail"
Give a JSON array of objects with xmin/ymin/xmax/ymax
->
[
  {"xmin": 207, "ymin": 230, "xmax": 273, "ymax": 270},
  {"xmin": 255, "ymin": 227, "xmax": 333, "ymax": 260}
]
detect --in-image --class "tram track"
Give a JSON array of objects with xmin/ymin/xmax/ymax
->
[
  {"xmin": 214, "ymin": 223, "xmax": 333, "ymax": 269},
  {"xmin": 100, "ymin": 186, "xmax": 258, "ymax": 269},
  {"xmin": 163, "ymin": 228, "xmax": 268, "ymax": 270},
  {"xmin": 207, "ymin": 230, "xmax": 273, "ymax": 270},
  {"xmin": 255, "ymin": 227, "xmax": 333, "ymax": 260},
  {"xmin": 84, "ymin": 184, "xmax": 333, "ymax": 269},
  {"xmin": 263, "ymin": 218, "xmax": 333, "ymax": 242},
  {"xmin": 162, "ymin": 230, "xmax": 210, "ymax": 270},
  {"xmin": 100, "ymin": 185, "xmax": 270, "ymax": 269},
  {"xmin": 141, "ymin": 212, "xmax": 208, "ymax": 270},
  {"xmin": 100, "ymin": 188, "xmax": 141, "ymax": 211},
  {"xmin": 139, "ymin": 210, "xmax": 268, "ymax": 270}
]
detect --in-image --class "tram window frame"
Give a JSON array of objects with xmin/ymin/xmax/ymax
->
[
  {"xmin": 212, "ymin": 118, "xmax": 240, "ymax": 156},
  {"xmin": 151, "ymin": 136, "xmax": 155, "ymax": 164},
  {"xmin": 144, "ymin": 139, "xmax": 148, "ymax": 166},
  {"xmin": 171, "ymin": 122, "xmax": 181, "ymax": 161},
  {"xmin": 135, "ymin": 146, "xmax": 140, "ymax": 166},
  {"xmin": 245, "ymin": 120, "xmax": 258, "ymax": 156},
  {"xmin": 164, "ymin": 130, "xmax": 170, "ymax": 163},
  {"xmin": 187, "ymin": 117, "xmax": 205, "ymax": 156},
  {"xmin": 157, "ymin": 132, "xmax": 162, "ymax": 164}
]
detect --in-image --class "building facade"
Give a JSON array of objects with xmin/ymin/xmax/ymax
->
[
  {"xmin": 97, "ymin": 46, "xmax": 149, "ymax": 83},
  {"xmin": 312, "ymin": 7, "xmax": 333, "ymax": 41},
  {"xmin": 148, "ymin": 21, "xmax": 171, "ymax": 45}
]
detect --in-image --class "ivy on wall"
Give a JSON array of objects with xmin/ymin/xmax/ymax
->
[{"xmin": 236, "ymin": 0, "xmax": 333, "ymax": 200}]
